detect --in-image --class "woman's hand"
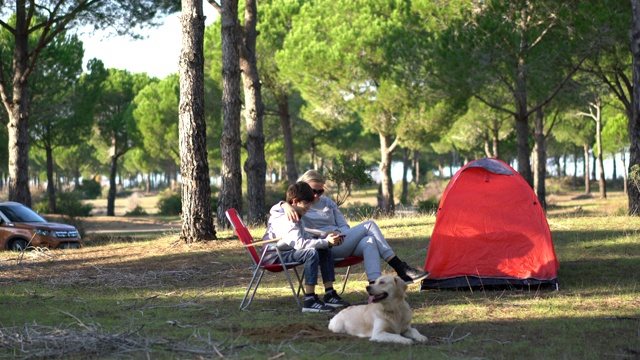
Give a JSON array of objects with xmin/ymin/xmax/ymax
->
[{"xmin": 282, "ymin": 202, "xmax": 299, "ymax": 222}]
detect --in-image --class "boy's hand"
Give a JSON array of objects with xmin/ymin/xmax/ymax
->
[
  {"xmin": 282, "ymin": 202, "xmax": 299, "ymax": 222},
  {"xmin": 327, "ymin": 233, "xmax": 344, "ymax": 247}
]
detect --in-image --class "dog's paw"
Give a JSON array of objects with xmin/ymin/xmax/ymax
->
[
  {"xmin": 413, "ymin": 333, "xmax": 428, "ymax": 342},
  {"xmin": 405, "ymin": 328, "xmax": 428, "ymax": 342},
  {"xmin": 371, "ymin": 333, "xmax": 414, "ymax": 345},
  {"xmin": 396, "ymin": 337, "xmax": 414, "ymax": 345}
]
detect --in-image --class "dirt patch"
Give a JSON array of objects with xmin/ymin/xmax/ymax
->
[{"xmin": 243, "ymin": 323, "xmax": 349, "ymax": 343}]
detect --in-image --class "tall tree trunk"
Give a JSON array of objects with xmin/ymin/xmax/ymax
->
[
  {"xmin": 583, "ymin": 144, "xmax": 591, "ymax": 194},
  {"xmin": 594, "ymin": 96, "xmax": 607, "ymax": 198},
  {"xmin": 630, "ymin": 0, "xmax": 640, "ymax": 214},
  {"xmin": 400, "ymin": 148, "xmax": 409, "ymax": 205},
  {"xmin": 483, "ymin": 131, "xmax": 492, "ymax": 158},
  {"xmin": 612, "ymin": 153, "xmax": 617, "ymax": 183},
  {"xmin": 573, "ymin": 149, "xmax": 579, "ymax": 188},
  {"xmin": 412, "ymin": 150, "xmax": 420, "ymax": 184},
  {"xmin": 592, "ymin": 151, "xmax": 597, "ymax": 182},
  {"xmin": 492, "ymin": 125, "xmax": 500, "ymax": 158},
  {"xmin": 240, "ymin": 0, "xmax": 267, "ymax": 226},
  {"xmin": 179, "ymin": 0, "xmax": 216, "ymax": 242},
  {"xmin": 46, "ymin": 146, "xmax": 57, "ymax": 213},
  {"xmin": 5, "ymin": 4, "xmax": 31, "ymax": 207},
  {"xmin": 309, "ymin": 137, "xmax": 317, "ymax": 169},
  {"xmin": 378, "ymin": 133, "xmax": 397, "ymax": 215},
  {"xmin": 217, "ymin": 0, "xmax": 243, "ymax": 229},
  {"xmin": 534, "ymin": 108, "xmax": 547, "ymax": 209},
  {"xmin": 515, "ymin": 26, "xmax": 533, "ymax": 187},
  {"xmin": 515, "ymin": 107, "xmax": 533, "ymax": 186},
  {"xmin": 107, "ymin": 147, "xmax": 118, "ymax": 216},
  {"xmin": 277, "ymin": 95, "xmax": 298, "ymax": 184},
  {"xmin": 621, "ymin": 151, "xmax": 628, "ymax": 195}
]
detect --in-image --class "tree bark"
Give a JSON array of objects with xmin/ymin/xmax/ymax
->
[
  {"xmin": 629, "ymin": 0, "xmax": 640, "ymax": 215},
  {"xmin": 534, "ymin": 108, "xmax": 547, "ymax": 209},
  {"xmin": 515, "ymin": 55, "xmax": 533, "ymax": 186},
  {"xmin": 413, "ymin": 150, "xmax": 420, "ymax": 184},
  {"xmin": 378, "ymin": 133, "xmax": 397, "ymax": 215},
  {"xmin": 583, "ymin": 144, "xmax": 591, "ymax": 194},
  {"xmin": 277, "ymin": 94, "xmax": 298, "ymax": 184},
  {"xmin": 107, "ymin": 143, "xmax": 118, "ymax": 216},
  {"xmin": 593, "ymin": 96, "xmax": 607, "ymax": 198},
  {"xmin": 240, "ymin": 0, "xmax": 267, "ymax": 226},
  {"xmin": 400, "ymin": 148, "xmax": 409, "ymax": 205},
  {"xmin": 5, "ymin": 3, "xmax": 31, "ymax": 207},
  {"xmin": 621, "ymin": 151, "xmax": 628, "ymax": 195},
  {"xmin": 217, "ymin": 0, "xmax": 243, "ymax": 229},
  {"xmin": 179, "ymin": 0, "xmax": 216, "ymax": 242},
  {"xmin": 46, "ymin": 147, "xmax": 57, "ymax": 213}
]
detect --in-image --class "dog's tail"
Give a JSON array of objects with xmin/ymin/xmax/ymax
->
[{"xmin": 328, "ymin": 314, "xmax": 343, "ymax": 333}]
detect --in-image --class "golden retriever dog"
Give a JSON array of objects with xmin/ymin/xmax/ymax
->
[{"xmin": 328, "ymin": 275, "xmax": 428, "ymax": 344}]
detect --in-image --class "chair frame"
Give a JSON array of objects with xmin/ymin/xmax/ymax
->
[
  {"xmin": 334, "ymin": 256, "xmax": 364, "ymax": 295},
  {"xmin": 226, "ymin": 209, "xmax": 304, "ymax": 310}
]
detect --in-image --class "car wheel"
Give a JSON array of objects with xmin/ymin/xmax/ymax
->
[{"xmin": 10, "ymin": 239, "xmax": 28, "ymax": 252}]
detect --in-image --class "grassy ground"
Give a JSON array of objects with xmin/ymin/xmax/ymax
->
[{"xmin": 0, "ymin": 189, "xmax": 638, "ymax": 359}]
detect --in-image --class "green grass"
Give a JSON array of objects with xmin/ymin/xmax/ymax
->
[{"xmin": 0, "ymin": 190, "xmax": 639, "ymax": 359}]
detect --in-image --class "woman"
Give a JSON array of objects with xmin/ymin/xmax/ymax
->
[{"xmin": 282, "ymin": 170, "xmax": 429, "ymax": 284}]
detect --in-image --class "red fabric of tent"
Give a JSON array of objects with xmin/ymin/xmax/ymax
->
[{"xmin": 421, "ymin": 158, "xmax": 559, "ymax": 290}]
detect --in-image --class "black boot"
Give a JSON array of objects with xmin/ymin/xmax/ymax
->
[{"xmin": 388, "ymin": 257, "xmax": 429, "ymax": 284}]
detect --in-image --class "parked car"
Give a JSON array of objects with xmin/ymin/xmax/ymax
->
[{"xmin": 0, "ymin": 202, "xmax": 81, "ymax": 251}]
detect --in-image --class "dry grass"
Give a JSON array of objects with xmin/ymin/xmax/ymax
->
[
  {"xmin": 83, "ymin": 191, "xmax": 162, "ymax": 216},
  {"xmin": 0, "ymin": 189, "xmax": 639, "ymax": 359}
]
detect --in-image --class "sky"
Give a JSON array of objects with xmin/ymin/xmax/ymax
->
[{"xmin": 78, "ymin": 6, "xmax": 219, "ymax": 79}]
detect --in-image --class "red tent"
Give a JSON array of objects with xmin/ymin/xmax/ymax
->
[{"xmin": 421, "ymin": 158, "xmax": 559, "ymax": 290}]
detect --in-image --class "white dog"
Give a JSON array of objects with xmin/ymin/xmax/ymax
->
[{"xmin": 328, "ymin": 275, "xmax": 428, "ymax": 344}]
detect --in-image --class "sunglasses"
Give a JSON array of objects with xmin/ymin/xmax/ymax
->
[{"xmin": 312, "ymin": 189, "xmax": 325, "ymax": 196}]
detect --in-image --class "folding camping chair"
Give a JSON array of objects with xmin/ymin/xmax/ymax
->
[
  {"xmin": 226, "ymin": 208, "xmax": 304, "ymax": 310},
  {"xmin": 305, "ymin": 228, "xmax": 363, "ymax": 295},
  {"xmin": 334, "ymin": 255, "xmax": 364, "ymax": 295}
]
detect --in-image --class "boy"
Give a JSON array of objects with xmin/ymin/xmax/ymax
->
[{"xmin": 263, "ymin": 182, "xmax": 349, "ymax": 313}]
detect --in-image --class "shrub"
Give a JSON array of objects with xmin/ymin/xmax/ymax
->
[
  {"xmin": 34, "ymin": 191, "xmax": 93, "ymax": 217},
  {"xmin": 156, "ymin": 187, "xmax": 218, "ymax": 216},
  {"xmin": 324, "ymin": 155, "xmax": 374, "ymax": 206},
  {"xmin": 417, "ymin": 197, "xmax": 439, "ymax": 215},
  {"xmin": 394, "ymin": 181, "xmax": 424, "ymax": 205},
  {"xmin": 264, "ymin": 181, "xmax": 288, "ymax": 212},
  {"xmin": 341, "ymin": 202, "xmax": 380, "ymax": 221},
  {"xmin": 157, "ymin": 189, "xmax": 182, "ymax": 216},
  {"xmin": 125, "ymin": 205, "xmax": 148, "ymax": 217},
  {"xmin": 76, "ymin": 178, "xmax": 102, "ymax": 199}
]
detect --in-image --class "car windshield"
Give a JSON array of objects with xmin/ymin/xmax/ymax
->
[{"xmin": 0, "ymin": 204, "xmax": 46, "ymax": 223}]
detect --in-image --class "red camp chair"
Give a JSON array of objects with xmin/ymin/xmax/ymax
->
[
  {"xmin": 226, "ymin": 208, "xmax": 304, "ymax": 310},
  {"xmin": 334, "ymin": 255, "xmax": 364, "ymax": 295},
  {"xmin": 305, "ymin": 228, "xmax": 364, "ymax": 295}
]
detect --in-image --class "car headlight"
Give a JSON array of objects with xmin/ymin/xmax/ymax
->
[{"xmin": 34, "ymin": 229, "xmax": 51, "ymax": 236}]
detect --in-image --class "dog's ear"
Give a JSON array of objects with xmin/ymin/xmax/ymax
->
[{"xmin": 394, "ymin": 276, "xmax": 408, "ymax": 294}]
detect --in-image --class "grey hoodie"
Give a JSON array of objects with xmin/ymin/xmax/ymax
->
[{"xmin": 262, "ymin": 202, "xmax": 330, "ymax": 255}]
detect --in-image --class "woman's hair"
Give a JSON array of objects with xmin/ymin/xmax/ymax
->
[{"xmin": 298, "ymin": 169, "xmax": 326, "ymax": 184}]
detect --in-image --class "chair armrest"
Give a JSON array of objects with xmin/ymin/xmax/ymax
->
[{"xmin": 245, "ymin": 237, "xmax": 281, "ymax": 248}]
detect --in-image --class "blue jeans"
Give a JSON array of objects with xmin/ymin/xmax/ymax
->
[{"xmin": 277, "ymin": 248, "xmax": 335, "ymax": 286}]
